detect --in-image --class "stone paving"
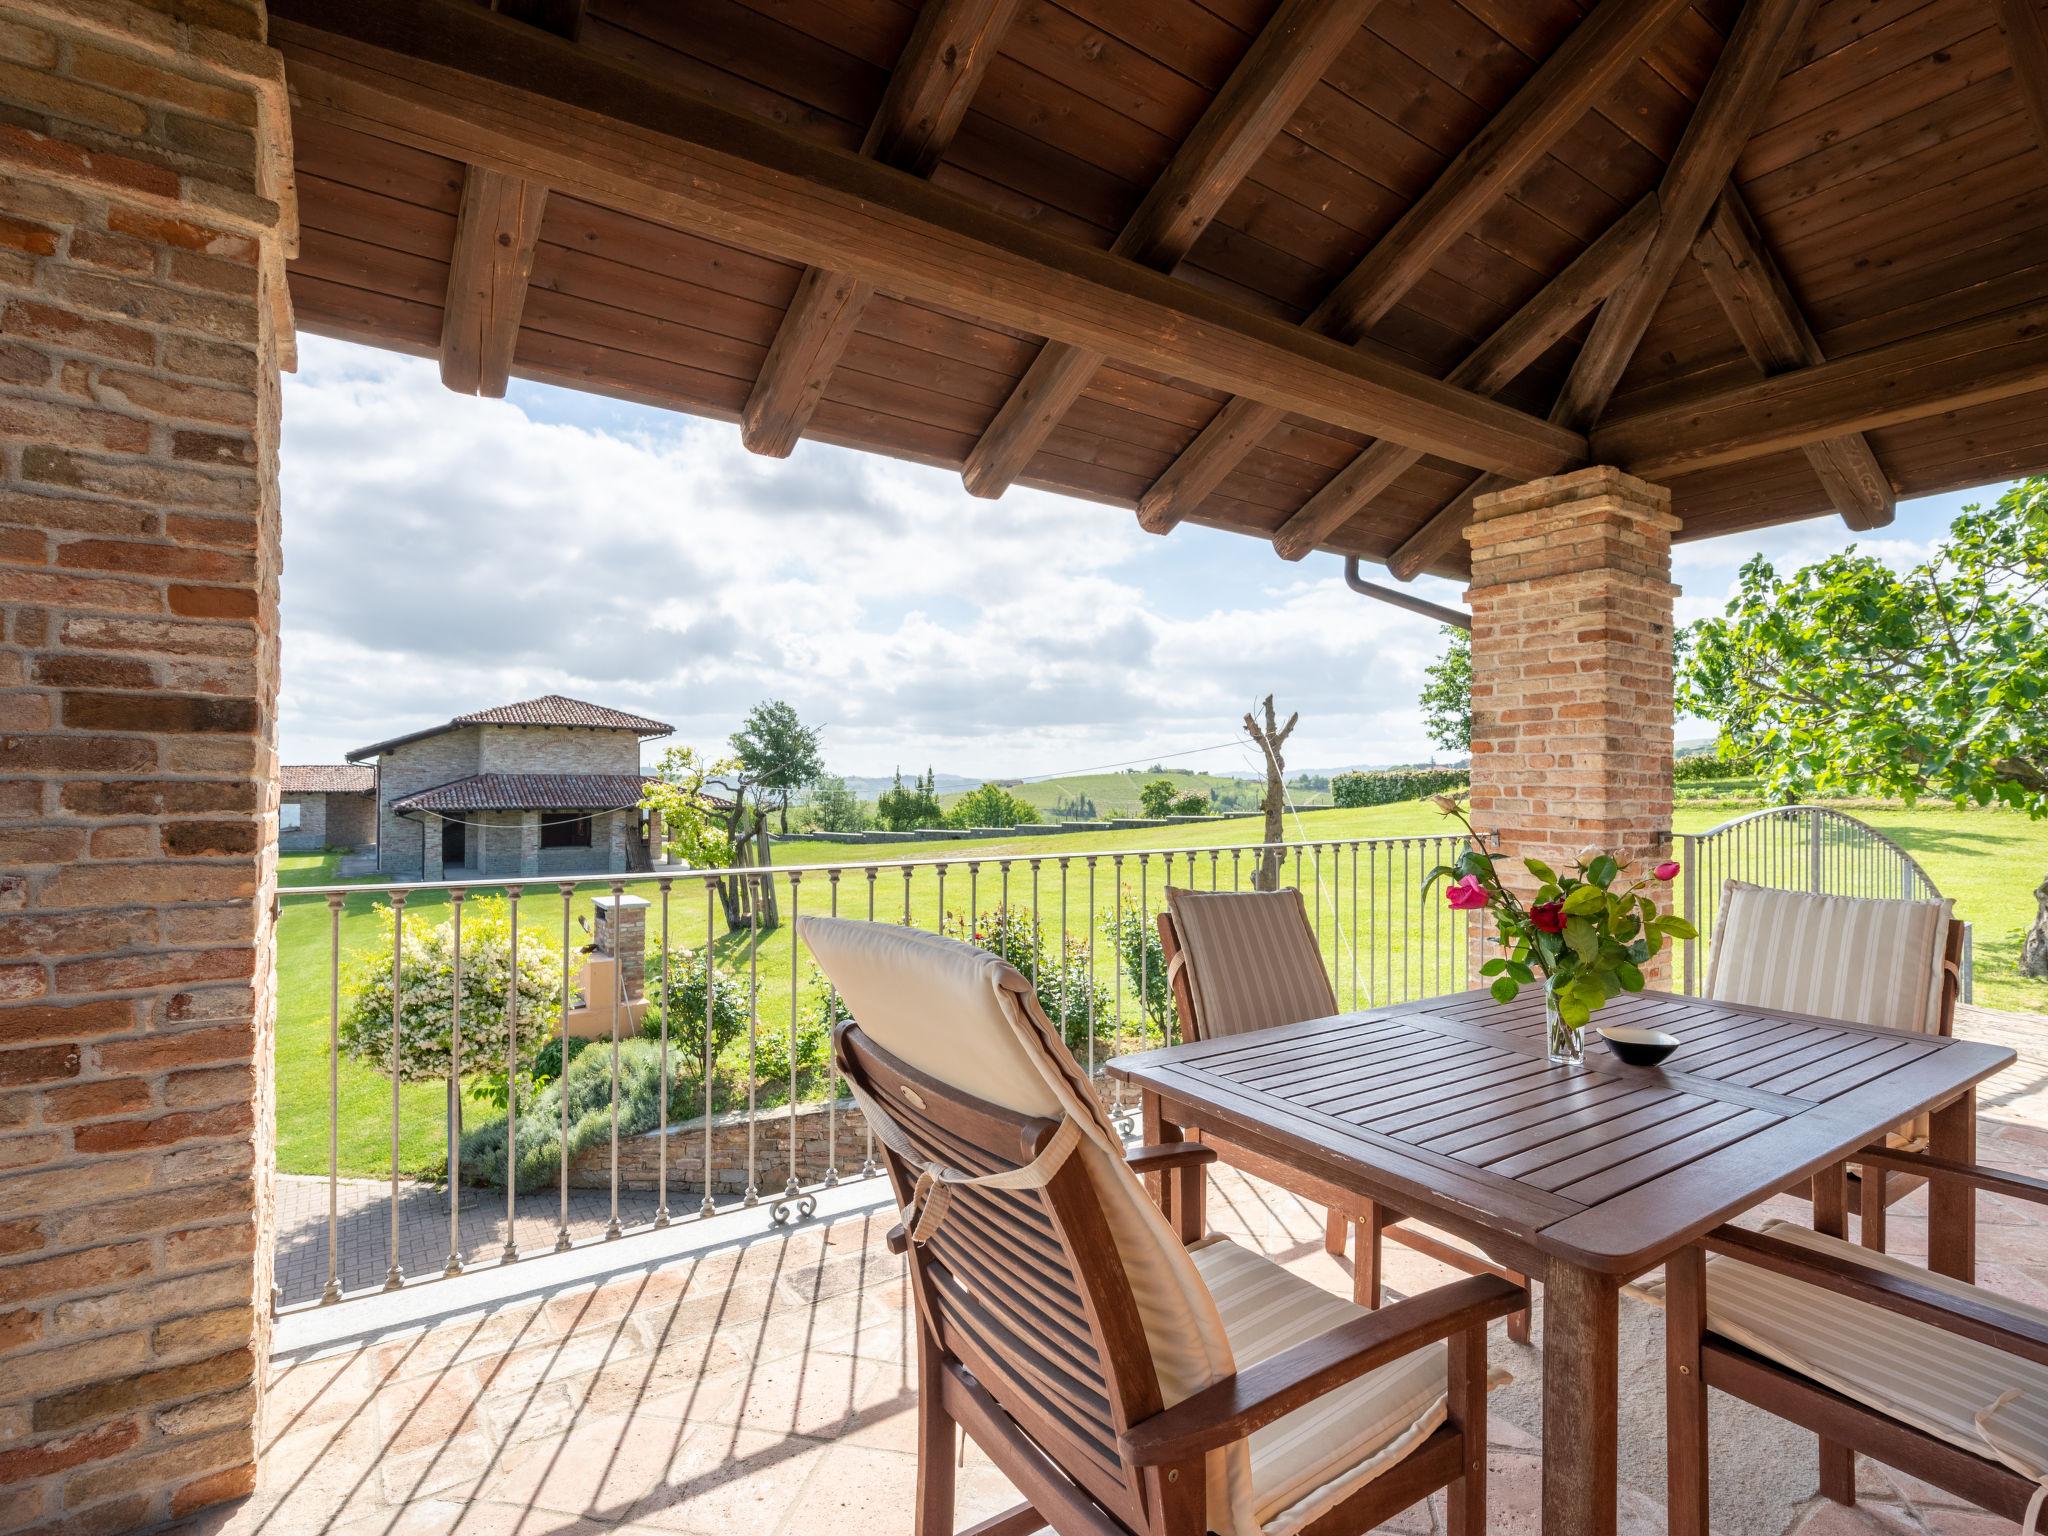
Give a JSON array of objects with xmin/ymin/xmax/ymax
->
[{"xmin": 200, "ymin": 1003, "xmax": 2048, "ymax": 1536}]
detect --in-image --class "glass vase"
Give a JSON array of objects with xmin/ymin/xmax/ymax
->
[{"xmin": 1544, "ymin": 977, "xmax": 1583, "ymax": 1065}]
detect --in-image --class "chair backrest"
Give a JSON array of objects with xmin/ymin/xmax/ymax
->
[
  {"xmin": 1160, "ymin": 886, "xmax": 1338, "ymax": 1041},
  {"xmin": 800, "ymin": 917, "xmax": 1258, "ymax": 1532},
  {"xmin": 1705, "ymin": 880, "xmax": 1960, "ymax": 1036}
]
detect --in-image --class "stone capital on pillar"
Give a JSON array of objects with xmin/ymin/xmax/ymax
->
[{"xmin": 1462, "ymin": 467, "xmax": 1681, "ymax": 973}]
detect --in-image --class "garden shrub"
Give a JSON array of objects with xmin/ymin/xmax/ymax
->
[{"xmin": 1331, "ymin": 767, "xmax": 1469, "ymax": 808}]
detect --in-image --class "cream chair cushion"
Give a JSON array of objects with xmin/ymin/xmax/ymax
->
[
  {"xmin": 1190, "ymin": 1236, "xmax": 1503, "ymax": 1536},
  {"xmin": 1704, "ymin": 881, "xmax": 1950, "ymax": 1036},
  {"xmin": 1165, "ymin": 887, "xmax": 1339, "ymax": 1040},
  {"xmin": 799, "ymin": 918, "xmax": 1266, "ymax": 1534},
  {"xmin": 1644, "ymin": 1220, "xmax": 2048, "ymax": 1485}
]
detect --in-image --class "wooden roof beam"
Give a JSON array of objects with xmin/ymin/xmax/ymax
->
[
  {"xmin": 439, "ymin": 164, "xmax": 546, "ymax": 397},
  {"xmin": 959, "ymin": 0, "xmax": 1379, "ymax": 500},
  {"xmin": 1691, "ymin": 187, "xmax": 1893, "ymax": 529},
  {"xmin": 1271, "ymin": 193, "xmax": 1657, "ymax": 563},
  {"xmin": 1387, "ymin": 0, "xmax": 1821, "ymax": 579},
  {"xmin": 1991, "ymin": 0, "xmax": 2048, "ymax": 158},
  {"xmin": 1593, "ymin": 296, "xmax": 2048, "ymax": 478},
  {"xmin": 1133, "ymin": 0, "xmax": 1698, "ymax": 535},
  {"xmin": 272, "ymin": 0, "xmax": 1585, "ymax": 483},
  {"xmin": 742, "ymin": 0, "xmax": 1019, "ymax": 459}
]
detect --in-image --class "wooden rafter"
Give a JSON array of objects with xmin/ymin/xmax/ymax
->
[
  {"xmin": 959, "ymin": 0, "xmax": 1378, "ymax": 500},
  {"xmin": 1991, "ymin": 0, "xmax": 2048, "ymax": 157},
  {"xmin": 1691, "ymin": 188, "xmax": 1893, "ymax": 529},
  {"xmin": 1593, "ymin": 295, "xmax": 2048, "ymax": 478},
  {"xmin": 1388, "ymin": 0, "xmax": 1821, "ymax": 578},
  {"xmin": 490, "ymin": 0, "xmax": 584, "ymax": 41},
  {"xmin": 1552, "ymin": 0, "xmax": 1820, "ymax": 433},
  {"xmin": 1131, "ymin": 0, "xmax": 1697, "ymax": 535},
  {"xmin": 1270, "ymin": 194, "xmax": 1657, "ymax": 563},
  {"xmin": 273, "ymin": 0, "xmax": 1585, "ymax": 482},
  {"xmin": 439, "ymin": 164, "xmax": 546, "ymax": 397},
  {"xmin": 741, "ymin": 0, "xmax": 1019, "ymax": 459}
]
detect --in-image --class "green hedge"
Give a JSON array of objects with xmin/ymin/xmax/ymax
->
[
  {"xmin": 1674, "ymin": 752, "xmax": 1757, "ymax": 782},
  {"xmin": 1331, "ymin": 767, "xmax": 1469, "ymax": 808}
]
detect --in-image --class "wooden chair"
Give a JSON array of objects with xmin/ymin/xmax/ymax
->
[
  {"xmin": 803, "ymin": 915, "xmax": 1526, "ymax": 1536},
  {"xmin": 1661, "ymin": 1148, "xmax": 2048, "ymax": 1535},
  {"xmin": 1157, "ymin": 887, "xmax": 1532, "ymax": 1343},
  {"xmin": 1704, "ymin": 879, "xmax": 1967, "ymax": 1233}
]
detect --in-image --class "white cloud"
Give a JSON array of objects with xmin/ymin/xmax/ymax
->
[{"xmin": 278, "ymin": 336, "xmax": 2008, "ymax": 778}]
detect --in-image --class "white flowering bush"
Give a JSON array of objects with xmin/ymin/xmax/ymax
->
[{"xmin": 338, "ymin": 899, "xmax": 562, "ymax": 1089}]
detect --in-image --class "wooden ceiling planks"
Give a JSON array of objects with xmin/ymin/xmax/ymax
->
[{"xmin": 280, "ymin": 0, "xmax": 2048, "ymax": 578}]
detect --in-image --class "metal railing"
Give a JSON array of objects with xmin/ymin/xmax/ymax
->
[
  {"xmin": 1675, "ymin": 805, "xmax": 1971, "ymax": 998},
  {"xmin": 277, "ymin": 832, "xmax": 1476, "ymax": 1310}
]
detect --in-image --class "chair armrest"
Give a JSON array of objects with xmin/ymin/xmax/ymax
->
[
  {"xmin": 1701, "ymin": 1225, "xmax": 2048, "ymax": 1369},
  {"xmin": 1124, "ymin": 1143, "xmax": 1218, "ymax": 1177},
  {"xmin": 885, "ymin": 1224, "xmax": 909, "ymax": 1256},
  {"xmin": 1855, "ymin": 1147, "xmax": 2048, "ymax": 1209},
  {"xmin": 1118, "ymin": 1273, "xmax": 1525, "ymax": 1467}
]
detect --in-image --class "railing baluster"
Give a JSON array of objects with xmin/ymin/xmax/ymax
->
[
  {"xmin": 385, "ymin": 891, "xmax": 406, "ymax": 1291},
  {"xmin": 700, "ymin": 878, "xmax": 718, "ymax": 1219},
  {"xmin": 502, "ymin": 885, "xmax": 522, "ymax": 1265},
  {"xmin": 784, "ymin": 871, "xmax": 802, "ymax": 1205},
  {"xmin": 656, "ymin": 877, "xmax": 671, "ymax": 1226},
  {"xmin": 862, "ymin": 867, "xmax": 879, "ymax": 1177},
  {"xmin": 323, "ymin": 893, "xmax": 343, "ymax": 1304},
  {"xmin": 823, "ymin": 868, "xmax": 840, "ymax": 1188},
  {"xmin": 556, "ymin": 883, "xmax": 573, "ymax": 1253},
  {"xmin": 607, "ymin": 879, "xmax": 624, "ymax": 1241},
  {"xmin": 744, "ymin": 875, "xmax": 761, "ymax": 1207},
  {"xmin": 445, "ymin": 889, "xmax": 464, "ymax": 1277}
]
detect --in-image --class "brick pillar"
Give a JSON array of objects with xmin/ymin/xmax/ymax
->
[
  {"xmin": 1465, "ymin": 467, "xmax": 1679, "ymax": 969},
  {"xmin": 593, "ymin": 894, "xmax": 647, "ymax": 1002},
  {"xmin": 0, "ymin": 1, "xmax": 292, "ymax": 1530}
]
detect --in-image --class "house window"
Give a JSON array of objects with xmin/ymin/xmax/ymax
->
[
  {"xmin": 281, "ymin": 802, "xmax": 303, "ymax": 831},
  {"xmin": 540, "ymin": 813, "xmax": 591, "ymax": 849}
]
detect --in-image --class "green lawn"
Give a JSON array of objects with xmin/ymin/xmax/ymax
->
[
  {"xmin": 273, "ymin": 797, "xmax": 2048, "ymax": 1178},
  {"xmin": 934, "ymin": 767, "xmax": 1330, "ymax": 817}
]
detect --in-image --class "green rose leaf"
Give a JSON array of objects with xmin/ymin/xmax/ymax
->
[
  {"xmin": 1524, "ymin": 857, "xmax": 1558, "ymax": 884},
  {"xmin": 1562, "ymin": 884, "xmax": 1606, "ymax": 916},
  {"xmin": 1490, "ymin": 975, "xmax": 1520, "ymax": 1004},
  {"xmin": 1586, "ymin": 855, "xmax": 1619, "ymax": 889}
]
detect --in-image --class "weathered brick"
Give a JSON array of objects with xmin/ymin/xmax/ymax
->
[
  {"xmin": 87, "ymin": 824, "xmax": 155, "ymax": 858},
  {"xmin": 90, "ymin": 1022, "xmax": 251, "ymax": 1076},
  {"xmin": 105, "ymin": 204, "xmax": 257, "ymax": 258},
  {"xmin": 0, "ymin": 59, "xmax": 150, "ymax": 135},
  {"xmin": 0, "ymin": 396, "xmax": 150, "ymax": 456},
  {"xmin": 0, "ymin": 567, "xmax": 161, "ymax": 612},
  {"xmin": 51, "ymin": 1253, "xmax": 244, "ymax": 1331},
  {"xmin": 67, "ymin": 228, "xmax": 157, "ymax": 275},
  {"xmin": 33, "ymin": 1346, "xmax": 253, "ymax": 1432},
  {"xmin": 55, "ymin": 948, "xmax": 254, "ymax": 998},
  {"xmin": 0, "ymin": 826, "xmax": 84, "ymax": 864},
  {"xmin": 72, "ymin": 48, "xmax": 259, "ymax": 133},
  {"xmin": 40, "ymin": 1078, "xmax": 152, "ymax": 1122},
  {"xmin": 170, "ymin": 1460, "xmax": 256, "ymax": 1517},
  {"xmin": 0, "ymin": 1306, "xmax": 40, "ymax": 1350},
  {"xmin": 0, "ymin": 1241, "xmax": 152, "ymax": 1306},
  {"xmin": 161, "ymin": 818, "xmax": 257, "ymax": 856},
  {"xmin": 0, "ymin": 688, "xmax": 49, "ymax": 729},
  {"xmin": 59, "ymin": 691, "xmax": 259, "ymax": 734},
  {"xmin": 0, "ymin": 1043, "xmax": 80, "ymax": 1088},
  {"xmin": 0, "ymin": 1417, "xmax": 140, "ymax": 1482},
  {"xmin": 0, "ymin": 487, "xmax": 157, "ymax": 535},
  {"xmin": 89, "ymin": 368, "xmax": 256, "ymax": 429},
  {"xmin": 59, "ymin": 614, "xmax": 254, "ymax": 656},
  {"xmin": 60, "ymin": 777, "xmax": 253, "ymax": 815},
  {"xmin": 23, "ymin": 447, "xmax": 259, "ymax": 514},
  {"xmin": 165, "ymin": 582, "xmax": 257, "ymax": 619},
  {"xmin": 0, "ymin": 210, "xmax": 57, "ymax": 255},
  {"xmin": 0, "ymin": 997, "xmax": 133, "ymax": 1043},
  {"xmin": 0, "ymin": 1219, "xmax": 41, "ymax": 1258},
  {"xmin": 58, "ymin": 536, "xmax": 252, "ymax": 582},
  {"xmin": 0, "ymin": 734, "xmax": 156, "ymax": 773},
  {"xmin": 31, "ymin": 654, "xmax": 153, "ymax": 687}
]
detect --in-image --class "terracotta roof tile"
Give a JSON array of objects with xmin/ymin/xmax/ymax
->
[
  {"xmin": 452, "ymin": 695, "xmax": 671, "ymax": 733},
  {"xmin": 390, "ymin": 773, "xmax": 654, "ymax": 814},
  {"xmin": 281, "ymin": 764, "xmax": 375, "ymax": 794}
]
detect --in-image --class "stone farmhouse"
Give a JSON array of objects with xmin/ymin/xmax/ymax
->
[
  {"xmin": 276, "ymin": 763, "xmax": 374, "ymax": 853},
  {"xmin": 343, "ymin": 694, "xmax": 673, "ymax": 881}
]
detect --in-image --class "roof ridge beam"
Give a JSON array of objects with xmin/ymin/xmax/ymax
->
[
  {"xmin": 1691, "ymin": 186, "xmax": 1893, "ymax": 529},
  {"xmin": 959, "ymin": 0, "xmax": 1379, "ymax": 500},
  {"xmin": 1132, "ymin": 0, "xmax": 1698, "ymax": 535},
  {"xmin": 1271, "ymin": 192, "xmax": 1657, "ymax": 562},
  {"xmin": 273, "ymin": 0, "xmax": 1584, "ymax": 484},
  {"xmin": 740, "ymin": 0, "xmax": 1020, "ymax": 459}
]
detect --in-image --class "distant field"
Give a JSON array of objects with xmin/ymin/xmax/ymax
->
[
  {"xmin": 935, "ymin": 767, "xmax": 1331, "ymax": 816},
  {"xmin": 273, "ymin": 795, "xmax": 2048, "ymax": 1178}
]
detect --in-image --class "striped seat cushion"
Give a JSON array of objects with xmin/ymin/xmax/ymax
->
[
  {"xmin": 1705, "ymin": 881, "xmax": 1950, "ymax": 1035},
  {"xmin": 1166, "ymin": 888, "xmax": 1338, "ymax": 1041},
  {"xmin": 1647, "ymin": 1220, "xmax": 2048, "ymax": 1488},
  {"xmin": 1190, "ymin": 1236, "xmax": 1505, "ymax": 1536}
]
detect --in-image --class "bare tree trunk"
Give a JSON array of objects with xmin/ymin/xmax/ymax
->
[
  {"xmin": 1243, "ymin": 694, "xmax": 1298, "ymax": 892},
  {"xmin": 2023, "ymin": 870, "xmax": 2048, "ymax": 980}
]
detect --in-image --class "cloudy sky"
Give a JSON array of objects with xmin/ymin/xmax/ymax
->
[{"xmin": 277, "ymin": 335, "xmax": 1985, "ymax": 781}]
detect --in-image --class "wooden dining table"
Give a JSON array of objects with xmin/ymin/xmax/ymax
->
[{"xmin": 1108, "ymin": 986, "xmax": 2015, "ymax": 1536}]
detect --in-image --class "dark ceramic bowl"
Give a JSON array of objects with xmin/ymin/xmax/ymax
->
[{"xmin": 1598, "ymin": 1025, "xmax": 1680, "ymax": 1067}]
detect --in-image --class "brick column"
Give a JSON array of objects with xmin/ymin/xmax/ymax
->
[
  {"xmin": 1465, "ymin": 468, "xmax": 1679, "ymax": 966},
  {"xmin": 0, "ymin": 1, "xmax": 292, "ymax": 1530}
]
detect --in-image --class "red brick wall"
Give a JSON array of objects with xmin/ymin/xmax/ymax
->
[
  {"xmin": 0, "ymin": 1, "xmax": 290, "ymax": 1529},
  {"xmin": 1464, "ymin": 466, "xmax": 1679, "ymax": 971}
]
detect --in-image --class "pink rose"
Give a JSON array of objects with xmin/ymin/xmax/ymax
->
[
  {"xmin": 1444, "ymin": 875, "xmax": 1489, "ymax": 911},
  {"xmin": 1653, "ymin": 860, "xmax": 1681, "ymax": 881}
]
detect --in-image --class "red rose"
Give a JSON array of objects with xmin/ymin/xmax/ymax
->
[{"xmin": 1530, "ymin": 900, "xmax": 1566, "ymax": 934}]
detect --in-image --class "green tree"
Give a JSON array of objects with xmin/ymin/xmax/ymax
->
[
  {"xmin": 1138, "ymin": 778, "xmax": 1179, "ymax": 817},
  {"xmin": 639, "ymin": 743, "xmax": 744, "ymax": 869},
  {"xmin": 802, "ymin": 774, "xmax": 868, "ymax": 832},
  {"xmin": 1420, "ymin": 628, "xmax": 1472, "ymax": 754},
  {"xmin": 1677, "ymin": 478, "xmax": 2048, "ymax": 978},
  {"xmin": 946, "ymin": 782, "xmax": 1035, "ymax": 829},
  {"xmin": 1171, "ymin": 791, "xmax": 1208, "ymax": 817},
  {"xmin": 731, "ymin": 699, "xmax": 824, "ymax": 834},
  {"xmin": 875, "ymin": 766, "xmax": 944, "ymax": 831}
]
